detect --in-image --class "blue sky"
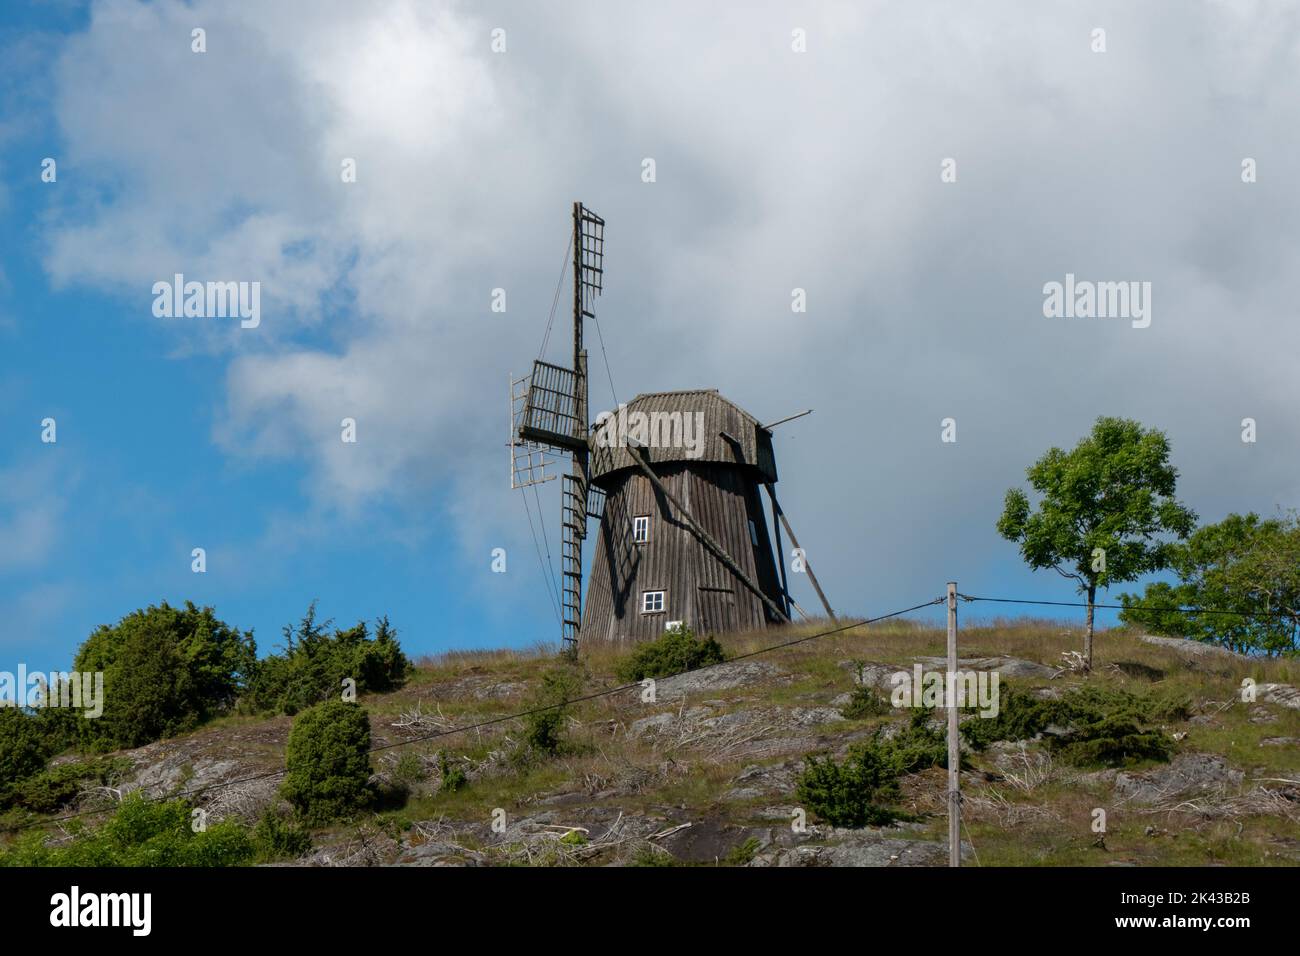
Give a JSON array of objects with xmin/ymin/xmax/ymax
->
[{"xmin": 4, "ymin": 1, "xmax": 1300, "ymax": 669}]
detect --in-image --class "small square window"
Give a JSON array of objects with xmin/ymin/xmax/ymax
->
[
  {"xmin": 748, "ymin": 519, "xmax": 759, "ymax": 546},
  {"xmin": 641, "ymin": 590, "xmax": 665, "ymax": 613},
  {"xmin": 633, "ymin": 515, "xmax": 650, "ymax": 543}
]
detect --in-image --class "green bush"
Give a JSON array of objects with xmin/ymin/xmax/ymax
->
[
  {"xmin": 0, "ymin": 708, "xmax": 51, "ymax": 804},
  {"xmin": 958, "ymin": 683, "xmax": 1184, "ymax": 768},
  {"xmin": 959, "ymin": 686, "xmax": 1060, "ymax": 750},
  {"xmin": 71, "ymin": 602, "xmax": 256, "ymax": 751},
  {"xmin": 840, "ymin": 685, "xmax": 889, "ymax": 720},
  {"xmin": 252, "ymin": 808, "xmax": 312, "ymax": 862},
  {"xmin": 438, "ymin": 751, "xmax": 467, "ymax": 794},
  {"xmin": 243, "ymin": 605, "xmax": 410, "ymax": 716},
  {"xmin": 280, "ymin": 701, "xmax": 374, "ymax": 823},
  {"xmin": 520, "ymin": 666, "xmax": 585, "ymax": 757},
  {"xmin": 391, "ymin": 752, "xmax": 426, "ymax": 789},
  {"xmin": 796, "ymin": 741, "xmax": 905, "ymax": 828},
  {"xmin": 614, "ymin": 627, "xmax": 726, "ymax": 682},
  {"xmin": 0, "ymin": 795, "xmax": 255, "ymax": 867},
  {"xmin": 886, "ymin": 711, "xmax": 951, "ymax": 774},
  {"xmin": 1052, "ymin": 714, "xmax": 1172, "ymax": 767},
  {"xmin": 795, "ymin": 709, "xmax": 954, "ymax": 829},
  {"xmin": 5, "ymin": 758, "xmax": 130, "ymax": 814}
]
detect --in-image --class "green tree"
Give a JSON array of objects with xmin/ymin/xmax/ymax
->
[
  {"xmin": 281, "ymin": 700, "xmax": 373, "ymax": 823},
  {"xmin": 242, "ymin": 604, "xmax": 410, "ymax": 716},
  {"xmin": 997, "ymin": 417, "xmax": 1196, "ymax": 670},
  {"xmin": 72, "ymin": 602, "xmax": 256, "ymax": 750},
  {"xmin": 0, "ymin": 707, "xmax": 52, "ymax": 805},
  {"xmin": 1119, "ymin": 512, "xmax": 1300, "ymax": 656}
]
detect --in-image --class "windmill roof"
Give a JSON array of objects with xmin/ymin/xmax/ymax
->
[{"xmin": 589, "ymin": 389, "xmax": 778, "ymax": 486}]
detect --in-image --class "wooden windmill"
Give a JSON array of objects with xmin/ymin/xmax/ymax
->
[{"xmin": 512, "ymin": 203, "xmax": 834, "ymax": 650}]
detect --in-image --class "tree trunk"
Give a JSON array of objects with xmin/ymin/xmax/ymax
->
[{"xmin": 1084, "ymin": 583, "xmax": 1096, "ymax": 672}]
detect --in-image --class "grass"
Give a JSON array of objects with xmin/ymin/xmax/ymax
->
[{"xmin": 5, "ymin": 617, "xmax": 1297, "ymax": 867}]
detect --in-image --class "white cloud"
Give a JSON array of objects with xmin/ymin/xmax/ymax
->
[{"xmin": 39, "ymin": 0, "xmax": 1300, "ymax": 614}]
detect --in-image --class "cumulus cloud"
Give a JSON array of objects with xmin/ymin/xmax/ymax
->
[{"xmin": 39, "ymin": 0, "xmax": 1300, "ymax": 616}]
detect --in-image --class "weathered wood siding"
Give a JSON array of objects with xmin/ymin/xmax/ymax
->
[{"xmin": 580, "ymin": 462, "xmax": 784, "ymax": 646}]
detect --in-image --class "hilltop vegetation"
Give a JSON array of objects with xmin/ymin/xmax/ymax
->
[{"xmin": 3, "ymin": 616, "xmax": 1297, "ymax": 868}]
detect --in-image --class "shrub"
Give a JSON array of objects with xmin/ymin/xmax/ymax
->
[
  {"xmin": 242, "ymin": 605, "xmax": 410, "ymax": 716},
  {"xmin": 958, "ymin": 683, "xmax": 1184, "ymax": 768},
  {"xmin": 0, "ymin": 795, "xmax": 254, "ymax": 867},
  {"xmin": 796, "ymin": 741, "xmax": 904, "ymax": 828},
  {"xmin": 391, "ymin": 752, "xmax": 426, "ymax": 789},
  {"xmin": 281, "ymin": 701, "xmax": 374, "ymax": 823},
  {"xmin": 520, "ymin": 666, "xmax": 585, "ymax": 758},
  {"xmin": 252, "ymin": 808, "xmax": 312, "ymax": 862},
  {"xmin": 72, "ymin": 602, "xmax": 256, "ymax": 751},
  {"xmin": 840, "ymin": 685, "xmax": 889, "ymax": 720},
  {"xmin": 614, "ymin": 627, "xmax": 726, "ymax": 682},
  {"xmin": 438, "ymin": 751, "xmax": 467, "ymax": 794},
  {"xmin": 886, "ymin": 711, "xmax": 951, "ymax": 774},
  {"xmin": 0, "ymin": 708, "xmax": 51, "ymax": 804},
  {"xmin": 721, "ymin": 837, "xmax": 761, "ymax": 866},
  {"xmin": 1051, "ymin": 714, "xmax": 1173, "ymax": 767},
  {"xmin": 959, "ymin": 686, "xmax": 1059, "ymax": 750},
  {"xmin": 6, "ymin": 758, "xmax": 130, "ymax": 814}
]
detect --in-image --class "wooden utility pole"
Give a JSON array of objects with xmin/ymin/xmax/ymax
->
[{"xmin": 947, "ymin": 581, "xmax": 960, "ymax": 868}]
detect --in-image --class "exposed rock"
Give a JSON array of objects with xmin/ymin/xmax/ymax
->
[
  {"xmin": 1260, "ymin": 737, "xmax": 1300, "ymax": 748},
  {"xmin": 655, "ymin": 660, "xmax": 786, "ymax": 698},
  {"xmin": 1115, "ymin": 753, "xmax": 1245, "ymax": 805},
  {"xmin": 1258, "ymin": 683, "xmax": 1300, "ymax": 710},
  {"xmin": 630, "ymin": 705, "xmax": 839, "ymax": 748},
  {"xmin": 843, "ymin": 655, "xmax": 1060, "ymax": 690},
  {"xmin": 751, "ymin": 827, "xmax": 964, "ymax": 867},
  {"xmin": 1137, "ymin": 634, "xmax": 1250, "ymax": 661},
  {"xmin": 912, "ymin": 655, "xmax": 1062, "ymax": 681},
  {"xmin": 725, "ymin": 760, "xmax": 800, "ymax": 800},
  {"xmin": 655, "ymin": 820, "xmax": 773, "ymax": 863}
]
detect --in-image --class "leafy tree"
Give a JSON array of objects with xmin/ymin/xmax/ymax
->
[
  {"xmin": 0, "ymin": 708, "xmax": 52, "ymax": 805},
  {"xmin": 281, "ymin": 700, "xmax": 373, "ymax": 823},
  {"xmin": 73, "ymin": 602, "xmax": 256, "ymax": 750},
  {"xmin": 1119, "ymin": 512, "xmax": 1300, "ymax": 656},
  {"xmin": 997, "ymin": 417, "xmax": 1195, "ymax": 670},
  {"xmin": 242, "ymin": 604, "xmax": 410, "ymax": 716}
]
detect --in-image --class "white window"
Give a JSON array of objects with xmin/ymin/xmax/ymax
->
[
  {"xmin": 633, "ymin": 515, "xmax": 650, "ymax": 543},
  {"xmin": 748, "ymin": 519, "xmax": 759, "ymax": 546},
  {"xmin": 641, "ymin": 590, "xmax": 665, "ymax": 613}
]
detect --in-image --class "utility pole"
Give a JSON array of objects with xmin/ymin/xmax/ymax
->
[{"xmin": 947, "ymin": 581, "xmax": 960, "ymax": 868}]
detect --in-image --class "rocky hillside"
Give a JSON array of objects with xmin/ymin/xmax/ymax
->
[{"xmin": 22, "ymin": 620, "xmax": 1300, "ymax": 866}]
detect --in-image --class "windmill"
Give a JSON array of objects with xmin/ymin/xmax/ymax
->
[
  {"xmin": 511, "ymin": 202, "xmax": 606, "ymax": 651},
  {"xmin": 512, "ymin": 203, "xmax": 835, "ymax": 650}
]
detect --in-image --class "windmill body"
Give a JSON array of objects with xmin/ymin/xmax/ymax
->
[
  {"xmin": 580, "ymin": 389, "xmax": 787, "ymax": 645},
  {"xmin": 512, "ymin": 203, "xmax": 826, "ymax": 650}
]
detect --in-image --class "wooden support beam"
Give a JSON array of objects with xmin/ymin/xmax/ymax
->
[
  {"xmin": 629, "ymin": 446, "xmax": 790, "ymax": 625},
  {"xmin": 764, "ymin": 482, "xmax": 791, "ymax": 619},
  {"xmin": 766, "ymin": 489, "xmax": 836, "ymax": 620}
]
